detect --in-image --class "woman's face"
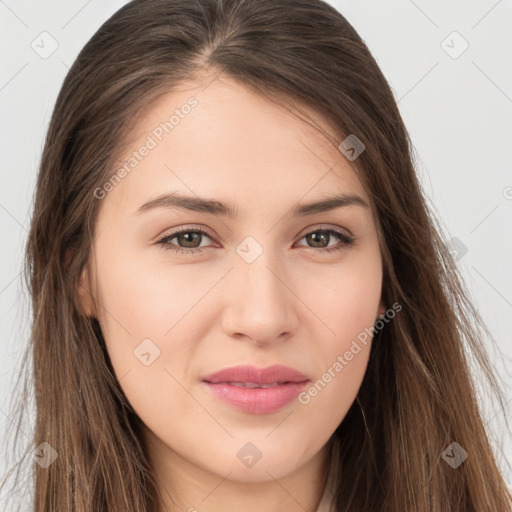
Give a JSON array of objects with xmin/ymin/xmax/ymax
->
[{"xmin": 79, "ymin": 76, "xmax": 384, "ymax": 487}]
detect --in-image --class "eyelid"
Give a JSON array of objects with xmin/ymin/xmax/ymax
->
[
  {"xmin": 155, "ymin": 224, "xmax": 218, "ymax": 243},
  {"xmin": 295, "ymin": 223, "xmax": 354, "ymax": 240}
]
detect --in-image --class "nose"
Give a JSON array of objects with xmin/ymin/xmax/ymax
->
[{"xmin": 220, "ymin": 247, "xmax": 298, "ymax": 346}]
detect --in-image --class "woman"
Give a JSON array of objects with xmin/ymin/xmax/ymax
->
[{"xmin": 1, "ymin": 0, "xmax": 510, "ymax": 510}]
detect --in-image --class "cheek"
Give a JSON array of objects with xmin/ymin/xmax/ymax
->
[
  {"xmin": 91, "ymin": 244, "xmax": 222, "ymax": 408},
  {"xmin": 92, "ymin": 257, "xmax": 207, "ymax": 436},
  {"xmin": 297, "ymin": 348, "xmax": 371, "ymax": 439},
  {"xmin": 292, "ymin": 253, "xmax": 381, "ymax": 423},
  {"xmin": 297, "ymin": 306, "xmax": 375, "ymax": 435},
  {"xmin": 295, "ymin": 249, "xmax": 382, "ymax": 347},
  {"xmin": 93, "ymin": 241, "xmax": 214, "ymax": 343}
]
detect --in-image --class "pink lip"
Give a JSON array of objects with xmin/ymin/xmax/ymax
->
[{"xmin": 202, "ymin": 364, "xmax": 310, "ymax": 415}]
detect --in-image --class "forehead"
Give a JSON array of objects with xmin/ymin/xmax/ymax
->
[{"xmin": 105, "ymin": 75, "xmax": 372, "ymax": 216}]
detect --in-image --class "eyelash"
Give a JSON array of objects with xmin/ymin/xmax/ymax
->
[{"xmin": 155, "ymin": 225, "xmax": 356, "ymax": 256}]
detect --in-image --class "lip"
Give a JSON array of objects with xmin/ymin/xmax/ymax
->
[
  {"xmin": 202, "ymin": 365, "xmax": 310, "ymax": 414},
  {"xmin": 203, "ymin": 364, "xmax": 309, "ymax": 384}
]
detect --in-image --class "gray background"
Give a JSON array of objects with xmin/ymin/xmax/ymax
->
[{"xmin": 1, "ymin": 0, "xmax": 511, "ymax": 506}]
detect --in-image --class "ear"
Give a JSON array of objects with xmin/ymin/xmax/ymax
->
[
  {"xmin": 377, "ymin": 300, "xmax": 385, "ymax": 319},
  {"xmin": 77, "ymin": 263, "xmax": 97, "ymax": 318}
]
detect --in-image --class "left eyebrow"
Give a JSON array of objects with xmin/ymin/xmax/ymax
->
[
  {"xmin": 133, "ymin": 192, "xmax": 369, "ymax": 218},
  {"xmin": 291, "ymin": 194, "xmax": 369, "ymax": 216}
]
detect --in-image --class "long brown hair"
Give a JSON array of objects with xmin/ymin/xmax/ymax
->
[{"xmin": 1, "ymin": 0, "xmax": 510, "ymax": 510}]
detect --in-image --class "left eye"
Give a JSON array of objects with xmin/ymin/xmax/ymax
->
[{"xmin": 155, "ymin": 227, "xmax": 355, "ymax": 254}]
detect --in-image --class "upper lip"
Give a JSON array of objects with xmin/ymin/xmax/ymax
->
[{"xmin": 202, "ymin": 364, "xmax": 309, "ymax": 384}]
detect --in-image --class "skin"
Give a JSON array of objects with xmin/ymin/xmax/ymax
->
[{"xmin": 78, "ymin": 74, "xmax": 385, "ymax": 512}]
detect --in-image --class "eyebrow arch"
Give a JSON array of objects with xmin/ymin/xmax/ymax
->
[{"xmin": 134, "ymin": 192, "xmax": 369, "ymax": 217}]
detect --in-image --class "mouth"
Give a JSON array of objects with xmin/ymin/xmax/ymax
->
[{"xmin": 201, "ymin": 364, "xmax": 310, "ymax": 414}]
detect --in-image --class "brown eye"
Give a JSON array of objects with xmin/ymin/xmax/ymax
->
[
  {"xmin": 156, "ymin": 228, "xmax": 214, "ymax": 253},
  {"xmin": 296, "ymin": 229, "xmax": 355, "ymax": 254}
]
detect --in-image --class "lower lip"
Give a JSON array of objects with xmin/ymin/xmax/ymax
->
[{"xmin": 203, "ymin": 381, "xmax": 309, "ymax": 414}]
